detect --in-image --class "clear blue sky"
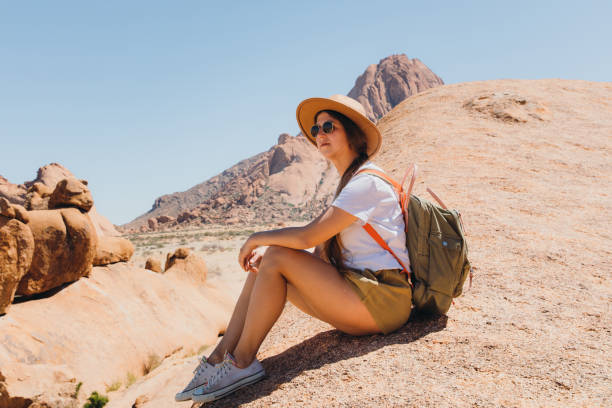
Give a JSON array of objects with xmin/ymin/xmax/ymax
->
[{"xmin": 1, "ymin": 1, "xmax": 610, "ymax": 224}]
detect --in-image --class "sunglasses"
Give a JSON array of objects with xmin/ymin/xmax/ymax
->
[{"xmin": 310, "ymin": 121, "xmax": 335, "ymax": 138}]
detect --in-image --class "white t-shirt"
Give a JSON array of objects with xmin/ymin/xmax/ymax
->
[{"xmin": 331, "ymin": 161, "xmax": 411, "ymax": 271}]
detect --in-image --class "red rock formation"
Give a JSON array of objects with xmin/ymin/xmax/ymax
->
[
  {"xmin": 0, "ymin": 163, "xmax": 120, "ymax": 237},
  {"xmin": 164, "ymin": 248, "xmax": 207, "ymax": 285},
  {"xmin": 16, "ymin": 208, "xmax": 98, "ymax": 296},
  {"xmin": 164, "ymin": 247, "xmax": 192, "ymax": 271},
  {"xmin": 0, "ymin": 217, "xmax": 34, "ymax": 314},
  {"xmin": 144, "ymin": 257, "xmax": 162, "ymax": 273},
  {"xmin": 25, "ymin": 182, "xmax": 53, "ymax": 210},
  {"xmin": 48, "ymin": 178, "xmax": 94, "ymax": 212},
  {"xmin": 0, "ymin": 176, "xmax": 27, "ymax": 206},
  {"xmin": 348, "ymin": 54, "xmax": 444, "ymax": 121},
  {"xmin": 93, "ymin": 236, "xmax": 134, "ymax": 266}
]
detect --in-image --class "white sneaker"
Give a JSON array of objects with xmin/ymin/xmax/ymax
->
[
  {"xmin": 175, "ymin": 356, "xmax": 218, "ymax": 401},
  {"xmin": 192, "ymin": 352, "xmax": 265, "ymax": 403}
]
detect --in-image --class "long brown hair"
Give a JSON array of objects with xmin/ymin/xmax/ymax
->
[{"xmin": 316, "ymin": 109, "xmax": 369, "ymax": 272}]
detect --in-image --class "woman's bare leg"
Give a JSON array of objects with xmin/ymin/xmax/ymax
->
[
  {"xmin": 207, "ymin": 257, "xmax": 319, "ymax": 364},
  {"xmin": 207, "ymin": 272, "xmax": 257, "ymax": 364},
  {"xmin": 231, "ymin": 245, "xmax": 380, "ymax": 368},
  {"xmin": 287, "ymin": 283, "xmax": 321, "ymax": 319}
]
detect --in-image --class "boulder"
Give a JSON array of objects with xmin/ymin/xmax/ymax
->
[
  {"xmin": 0, "ymin": 175, "xmax": 27, "ymax": 206},
  {"xmin": 156, "ymin": 215, "xmax": 175, "ymax": 224},
  {"xmin": 0, "ymin": 197, "xmax": 16, "ymax": 219},
  {"xmin": 0, "ymin": 217, "xmax": 35, "ymax": 314},
  {"xmin": 48, "ymin": 178, "xmax": 93, "ymax": 212},
  {"xmin": 144, "ymin": 257, "xmax": 162, "ymax": 273},
  {"xmin": 12, "ymin": 204, "xmax": 30, "ymax": 224},
  {"xmin": 16, "ymin": 208, "xmax": 97, "ymax": 296},
  {"xmin": 0, "ymin": 198, "xmax": 30, "ymax": 224},
  {"xmin": 147, "ymin": 217, "xmax": 158, "ymax": 230},
  {"xmin": 93, "ymin": 236, "xmax": 134, "ymax": 266},
  {"xmin": 145, "ymin": 257, "xmax": 162, "ymax": 273},
  {"xmin": 5, "ymin": 164, "xmax": 119, "ymax": 237},
  {"xmin": 177, "ymin": 210, "xmax": 198, "ymax": 223},
  {"xmin": 164, "ymin": 249, "xmax": 207, "ymax": 285},
  {"xmin": 25, "ymin": 182, "xmax": 53, "ymax": 210},
  {"xmin": 164, "ymin": 247, "xmax": 191, "ymax": 270}
]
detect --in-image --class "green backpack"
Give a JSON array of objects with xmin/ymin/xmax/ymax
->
[{"xmin": 356, "ymin": 164, "xmax": 472, "ymax": 315}]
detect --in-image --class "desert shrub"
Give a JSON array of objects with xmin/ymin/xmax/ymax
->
[
  {"xmin": 143, "ymin": 353, "xmax": 161, "ymax": 375},
  {"xmin": 72, "ymin": 381, "xmax": 83, "ymax": 398},
  {"xmin": 105, "ymin": 380, "xmax": 121, "ymax": 392},
  {"xmin": 83, "ymin": 391, "xmax": 108, "ymax": 408},
  {"xmin": 126, "ymin": 372, "xmax": 137, "ymax": 387}
]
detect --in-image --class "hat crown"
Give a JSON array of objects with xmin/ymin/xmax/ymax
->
[{"xmin": 327, "ymin": 94, "xmax": 367, "ymax": 118}]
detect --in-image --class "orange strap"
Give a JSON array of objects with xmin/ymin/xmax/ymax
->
[
  {"xmin": 356, "ymin": 168, "xmax": 403, "ymax": 190},
  {"xmin": 362, "ymin": 223, "xmax": 412, "ymax": 286},
  {"xmin": 356, "ymin": 165, "xmax": 415, "ymax": 228}
]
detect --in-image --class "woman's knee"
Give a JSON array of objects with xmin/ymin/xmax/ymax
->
[{"xmin": 260, "ymin": 245, "xmax": 293, "ymax": 270}]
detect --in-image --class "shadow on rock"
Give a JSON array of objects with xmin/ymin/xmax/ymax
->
[
  {"xmin": 196, "ymin": 312, "xmax": 448, "ymax": 408},
  {"xmin": 11, "ymin": 280, "xmax": 77, "ymax": 305}
]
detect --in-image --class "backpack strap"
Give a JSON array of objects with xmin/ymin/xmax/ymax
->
[
  {"xmin": 356, "ymin": 164, "xmax": 416, "ymax": 233},
  {"xmin": 355, "ymin": 165, "xmax": 417, "ymax": 286},
  {"xmin": 356, "ymin": 164, "xmax": 417, "ymax": 197},
  {"xmin": 362, "ymin": 222, "xmax": 413, "ymax": 287},
  {"xmin": 401, "ymin": 164, "xmax": 417, "ymax": 198}
]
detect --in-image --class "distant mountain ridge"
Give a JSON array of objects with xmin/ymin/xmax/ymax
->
[
  {"xmin": 124, "ymin": 134, "xmax": 337, "ymax": 232},
  {"xmin": 123, "ymin": 54, "xmax": 444, "ymax": 232}
]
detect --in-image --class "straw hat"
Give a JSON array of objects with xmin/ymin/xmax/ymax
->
[{"xmin": 296, "ymin": 94, "xmax": 382, "ymax": 158}]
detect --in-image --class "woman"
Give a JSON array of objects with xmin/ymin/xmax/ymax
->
[{"xmin": 176, "ymin": 94, "xmax": 412, "ymax": 403}]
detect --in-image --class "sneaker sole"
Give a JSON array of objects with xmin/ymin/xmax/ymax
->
[
  {"xmin": 192, "ymin": 369, "xmax": 265, "ymax": 403},
  {"xmin": 175, "ymin": 384, "xmax": 206, "ymax": 402}
]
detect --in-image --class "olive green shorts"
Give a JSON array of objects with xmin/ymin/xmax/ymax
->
[{"xmin": 343, "ymin": 268, "xmax": 413, "ymax": 334}]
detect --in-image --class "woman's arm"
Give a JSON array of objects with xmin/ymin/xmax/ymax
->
[{"xmin": 238, "ymin": 206, "xmax": 357, "ymax": 271}]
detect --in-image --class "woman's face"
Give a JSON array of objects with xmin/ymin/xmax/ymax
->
[{"xmin": 313, "ymin": 112, "xmax": 352, "ymax": 161}]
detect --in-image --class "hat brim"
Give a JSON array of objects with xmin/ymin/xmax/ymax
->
[{"xmin": 296, "ymin": 97, "xmax": 381, "ymax": 158}]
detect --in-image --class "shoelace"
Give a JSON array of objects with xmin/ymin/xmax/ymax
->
[
  {"xmin": 193, "ymin": 356, "xmax": 210, "ymax": 376},
  {"xmin": 205, "ymin": 359, "xmax": 233, "ymax": 389}
]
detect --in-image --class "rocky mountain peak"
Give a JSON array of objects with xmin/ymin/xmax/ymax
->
[{"xmin": 348, "ymin": 54, "xmax": 444, "ymax": 121}]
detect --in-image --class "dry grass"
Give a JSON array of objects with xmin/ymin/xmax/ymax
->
[{"xmin": 142, "ymin": 353, "xmax": 162, "ymax": 375}]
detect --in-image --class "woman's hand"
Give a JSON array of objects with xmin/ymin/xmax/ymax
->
[
  {"xmin": 238, "ymin": 234, "xmax": 262, "ymax": 272},
  {"xmin": 245, "ymin": 246, "xmax": 268, "ymax": 274}
]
